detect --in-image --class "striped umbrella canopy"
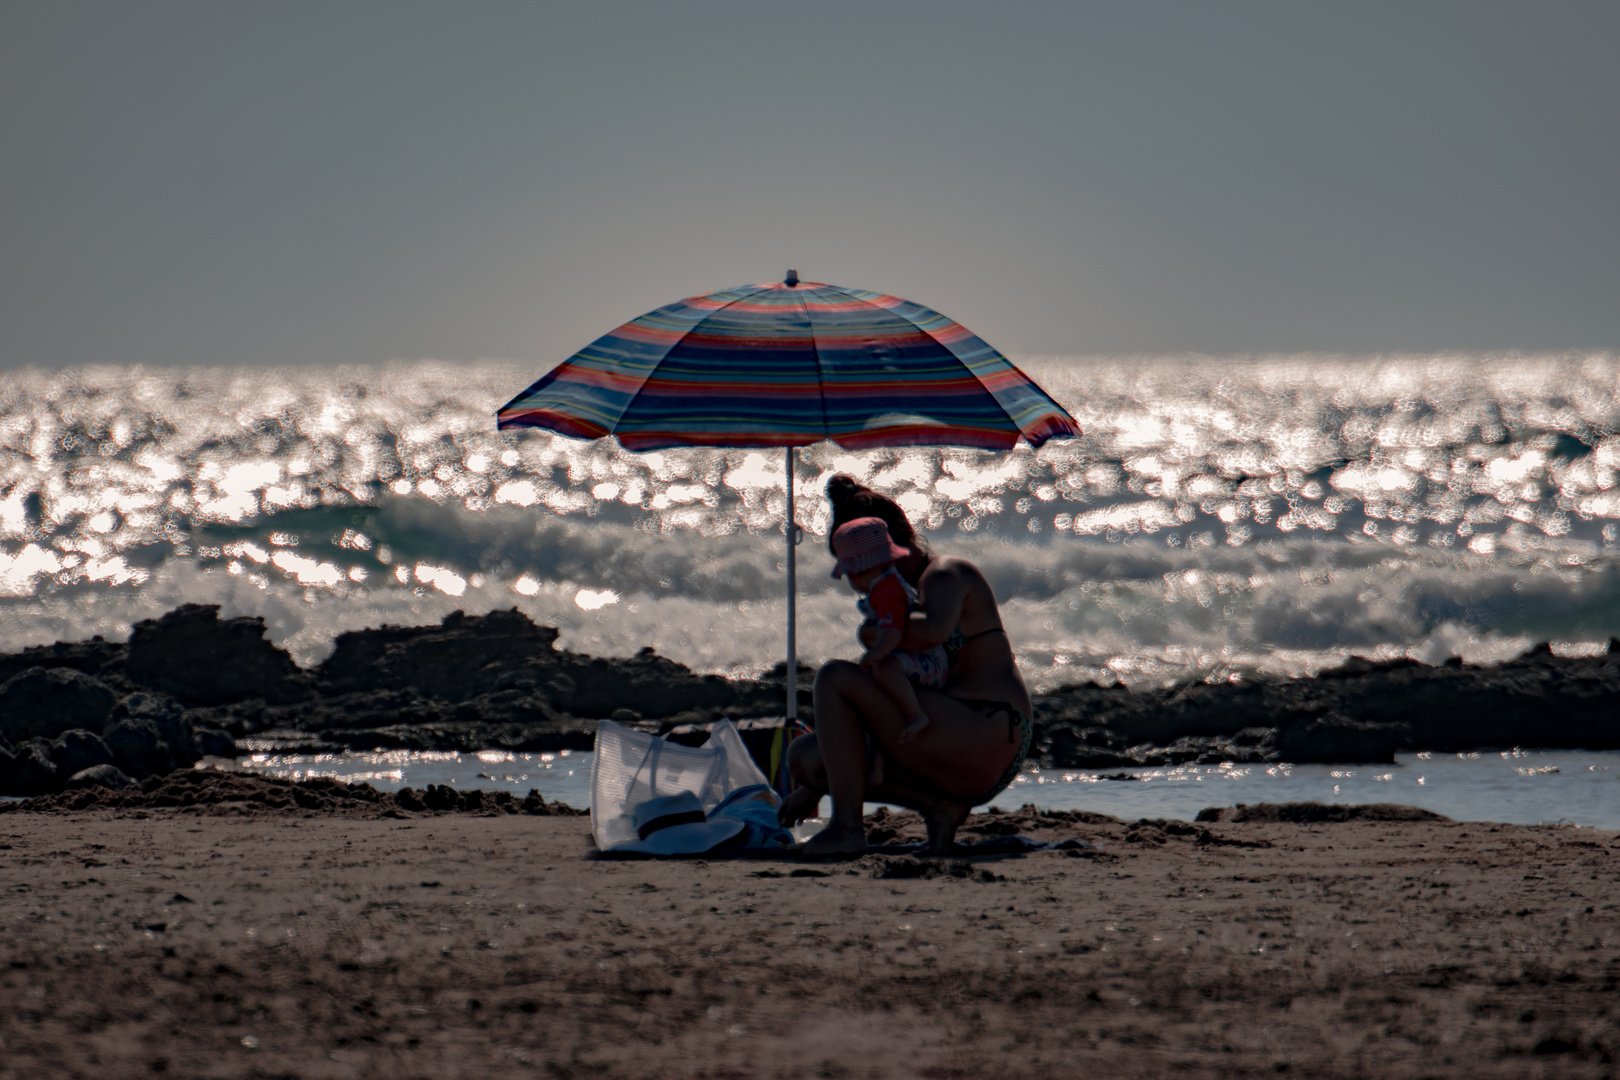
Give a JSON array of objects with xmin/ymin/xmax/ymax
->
[
  {"xmin": 496, "ymin": 273, "xmax": 1078, "ymax": 450},
  {"xmin": 496, "ymin": 273, "xmax": 1079, "ymax": 723}
]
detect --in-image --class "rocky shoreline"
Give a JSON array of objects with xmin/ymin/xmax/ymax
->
[{"xmin": 2, "ymin": 603, "xmax": 1618, "ymax": 797}]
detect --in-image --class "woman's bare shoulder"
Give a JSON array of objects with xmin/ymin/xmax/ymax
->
[
  {"xmin": 919, "ymin": 553, "xmax": 987, "ymax": 583},
  {"xmin": 916, "ymin": 554, "xmax": 997, "ymax": 613}
]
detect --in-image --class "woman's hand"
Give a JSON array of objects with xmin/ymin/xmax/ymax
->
[
  {"xmin": 899, "ymin": 558, "xmax": 968, "ymax": 652},
  {"xmin": 777, "ymin": 785, "xmax": 824, "ymax": 827}
]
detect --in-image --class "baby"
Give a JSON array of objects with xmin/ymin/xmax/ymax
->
[{"xmin": 830, "ymin": 518, "xmax": 950, "ymax": 781}]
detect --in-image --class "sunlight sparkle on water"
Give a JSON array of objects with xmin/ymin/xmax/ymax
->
[{"xmin": 0, "ymin": 356, "xmax": 1618, "ymax": 687}]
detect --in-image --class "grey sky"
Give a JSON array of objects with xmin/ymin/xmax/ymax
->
[{"xmin": 2, "ymin": 1, "xmax": 1615, "ymax": 369}]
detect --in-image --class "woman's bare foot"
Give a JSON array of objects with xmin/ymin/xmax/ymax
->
[
  {"xmin": 793, "ymin": 821, "xmax": 868, "ymax": 859},
  {"xmin": 920, "ymin": 800, "xmax": 970, "ymax": 855}
]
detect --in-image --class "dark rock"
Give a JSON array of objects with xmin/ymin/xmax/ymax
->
[
  {"xmin": 322, "ymin": 724, "xmax": 463, "ymax": 752},
  {"xmin": 0, "ymin": 667, "xmax": 119, "ymax": 743},
  {"xmin": 395, "ymin": 786, "xmax": 427, "ymax": 811},
  {"xmin": 1274, "ymin": 713, "xmax": 1408, "ymax": 764},
  {"xmin": 1129, "ymin": 734, "xmax": 1280, "ymax": 766},
  {"xmin": 1040, "ymin": 725, "xmax": 1137, "ymax": 767},
  {"xmin": 126, "ymin": 604, "xmax": 308, "ymax": 706},
  {"xmin": 279, "ymin": 689, "xmax": 428, "ymax": 732},
  {"xmin": 0, "ymin": 636, "xmax": 129, "ymax": 689},
  {"xmin": 1318, "ymin": 656, "xmax": 1424, "ymax": 679},
  {"xmin": 549, "ymin": 654, "xmax": 779, "ymax": 720},
  {"xmin": 191, "ymin": 727, "xmax": 237, "ymax": 759},
  {"xmin": 1122, "ymin": 742, "xmax": 1174, "ymax": 766},
  {"xmin": 203, "ymin": 701, "xmax": 268, "ymax": 737},
  {"xmin": 101, "ymin": 692, "xmax": 204, "ymax": 778},
  {"xmin": 66, "ymin": 764, "xmax": 135, "ymax": 790},
  {"xmin": 48, "ymin": 729, "xmax": 116, "ymax": 776},
  {"xmin": 1034, "ymin": 638, "xmax": 1620, "ymax": 765},
  {"xmin": 317, "ymin": 609, "xmax": 559, "ymax": 701},
  {"xmin": 1198, "ymin": 802, "xmax": 1450, "ymax": 824},
  {"xmin": 0, "ymin": 739, "xmax": 61, "ymax": 796},
  {"xmin": 111, "ymin": 690, "xmax": 187, "ymax": 726},
  {"xmin": 316, "ymin": 608, "xmax": 782, "ymax": 721},
  {"xmin": 421, "ymin": 783, "xmax": 460, "ymax": 811},
  {"xmin": 103, "ymin": 717, "xmax": 179, "ymax": 780},
  {"xmin": 492, "ymin": 671, "xmax": 537, "ymax": 692}
]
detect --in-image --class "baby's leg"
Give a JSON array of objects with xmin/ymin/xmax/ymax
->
[{"xmin": 871, "ymin": 655, "xmax": 930, "ymax": 744}]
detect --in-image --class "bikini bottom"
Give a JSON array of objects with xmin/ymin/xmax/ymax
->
[{"xmin": 955, "ymin": 699, "xmax": 1033, "ymax": 806}]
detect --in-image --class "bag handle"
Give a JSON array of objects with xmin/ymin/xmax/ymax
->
[{"xmin": 627, "ymin": 729, "xmax": 665, "ymax": 799}]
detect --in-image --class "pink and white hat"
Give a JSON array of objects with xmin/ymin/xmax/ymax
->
[{"xmin": 830, "ymin": 517, "xmax": 911, "ymax": 578}]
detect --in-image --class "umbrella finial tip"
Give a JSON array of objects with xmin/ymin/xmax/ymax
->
[{"xmin": 784, "ymin": 268, "xmax": 799, "ymax": 287}]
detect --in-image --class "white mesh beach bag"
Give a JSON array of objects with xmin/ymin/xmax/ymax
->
[{"xmin": 590, "ymin": 719, "xmax": 771, "ymax": 850}]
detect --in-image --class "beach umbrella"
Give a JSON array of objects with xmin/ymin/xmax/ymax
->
[{"xmin": 497, "ymin": 271, "xmax": 1079, "ymax": 720}]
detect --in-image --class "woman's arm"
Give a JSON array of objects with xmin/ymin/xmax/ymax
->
[{"xmin": 896, "ymin": 560, "xmax": 967, "ymax": 652}]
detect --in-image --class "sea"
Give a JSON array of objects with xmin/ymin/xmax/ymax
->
[{"xmin": 5, "ymin": 353, "xmax": 1620, "ymax": 826}]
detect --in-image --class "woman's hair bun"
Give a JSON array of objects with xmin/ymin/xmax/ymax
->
[
  {"xmin": 825, "ymin": 473, "xmax": 866, "ymax": 508},
  {"xmin": 823, "ymin": 472, "xmax": 924, "ymax": 560}
]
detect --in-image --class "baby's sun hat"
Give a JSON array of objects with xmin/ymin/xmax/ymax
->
[{"xmin": 830, "ymin": 517, "xmax": 911, "ymax": 579}]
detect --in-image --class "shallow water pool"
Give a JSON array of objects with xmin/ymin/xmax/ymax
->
[
  {"xmin": 237, "ymin": 748, "xmax": 594, "ymax": 807},
  {"xmin": 1002, "ymin": 749, "xmax": 1620, "ymax": 830},
  {"xmin": 234, "ymin": 747, "xmax": 1620, "ymax": 830}
]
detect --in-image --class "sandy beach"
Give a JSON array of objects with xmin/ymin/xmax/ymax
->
[{"xmin": 2, "ymin": 796, "xmax": 1616, "ymax": 1078}]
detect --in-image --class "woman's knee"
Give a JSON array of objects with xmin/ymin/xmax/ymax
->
[
  {"xmin": 785, "ymin": 734, "xmax": 825, "ymax": 787},
  {"xmin": 813, "ymin": 658, "xmax": 863, "ymax": 695}
]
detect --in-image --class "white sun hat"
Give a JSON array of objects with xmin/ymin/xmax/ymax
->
[{"xmin": 607, "ymin": 791, "xmax": 748, "ymax": 856}]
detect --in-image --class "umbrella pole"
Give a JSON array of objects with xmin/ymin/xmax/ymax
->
[{"xmin": 784, "ymin": 446, "xmax": 798, "ymax": 722}]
